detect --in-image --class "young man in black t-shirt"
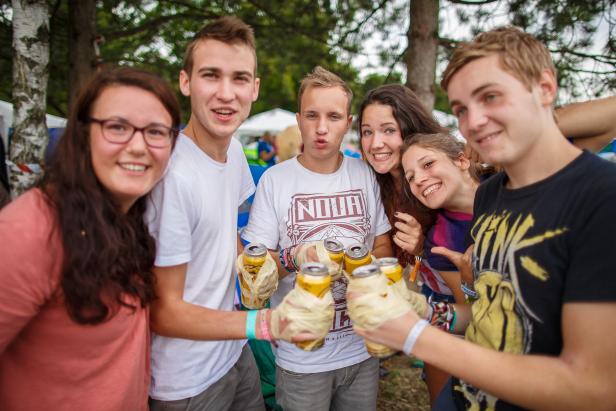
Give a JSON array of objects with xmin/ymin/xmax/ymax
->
[{"xmin": 348, "ymin": 26, "xmax": 616, "ymax": 411}]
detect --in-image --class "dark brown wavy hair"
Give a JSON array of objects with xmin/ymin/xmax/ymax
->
[
  {"xmin": 39, "ymin": 67, "xmax": 180, "ymax": 324},
  {"xmin": 358, "ymin": 84, "xmax": 449, "ymax": 265}
]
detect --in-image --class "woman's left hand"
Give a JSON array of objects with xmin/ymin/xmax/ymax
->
[{"xmin": 393, "ymin": 212, "xmax": 424, "ymax": 255}]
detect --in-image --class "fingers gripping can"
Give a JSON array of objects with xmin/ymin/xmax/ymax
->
[
  {"xmin": 376, "ymin": 257, "xmax": 403, "ymax": 285},
  {"xmin": 324, "ymin": 237, "xmax": 344, "ymax": 265},
  {"xmin": 352, "ymin": 264, "xmax": 397, "ymax": 359},
  {"xmin": 295, "ymin": 262, "xmax": 331, "ymax": 351},
  {"xmin": 344, "ymin": 243, "xmax": 372, "ymax": 274}
]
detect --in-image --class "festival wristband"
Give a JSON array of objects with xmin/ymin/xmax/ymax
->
[
  {"xmin": 461, "ymin": 282, "xmax": 479, "ymax": 301},
  {"xmin": 245, "ymin": 310, "xmax": 258, "ymax": 340},
  {"xmin": 449, "ymin": 310, "xmax": 457, "ymax": 333},
  {"xmin": 259, "ymin": 309, "xmax": 276, "ymax": 344},
  {"xmin": 403, "ymin": 319, "xmax": 429, "ymax": 356}
]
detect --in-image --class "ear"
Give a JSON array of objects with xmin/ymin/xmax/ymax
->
[
  {"xmin": 536, "ymin": 68, "xmax": 557, "ymax": 107},
  {"xmin": 179, "ymin": 70, "xmax": 191, "ymax": 97},
  {"xmin": 295, "ymin": 112, "xmax": 301, "ymax": 127},
  {"xmin": 454, "ymin": 152, "xmax": 471, "ymax": 171},
  {"xmin": 346, "ymin": 114, "xmax": 353, "ymax": 129},
  {"xmin": 252, "ymin": 77, "xmax": 261, "ymax": 102}
]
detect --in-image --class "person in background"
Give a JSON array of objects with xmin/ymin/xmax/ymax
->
[
  {"xmin": 258, "ymin": 131, "xmax": 277, "ymax": 167},
  {"xmin": 350, "ymin": 26, "xmax": 616, "ymax": 411},
  {"xmin": 0, "ymin": 67, "xmax": 181, "ymax": 410}
]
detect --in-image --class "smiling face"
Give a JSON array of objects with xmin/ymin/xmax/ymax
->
[
  {"xmin": 179, "ymin": 39, "xmax": 260, "ymax": 142},
  {"xmin": 297, "ymin": 85, "xmax": 352, "ymax": 168},
  {"xmin": 447, "ymin": 54, "xmax": 549, "ymax": 168},
  {"xmin": 401, "ymin": 144, "xmax": 470, "ymax": 210},
  {"xmin": 360, "ymin": 103, "xmax": 404, "ymax": 175},
  {"xmin": 89, "ymin": 85, "xmax": 173, "ymax": 212}
]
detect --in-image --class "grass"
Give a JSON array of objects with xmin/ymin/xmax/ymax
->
[{"xmin": 377, "ymin": 353, "xmax": 430, "ymax": 411}]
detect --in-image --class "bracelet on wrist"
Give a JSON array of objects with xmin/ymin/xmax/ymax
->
[
  {"xmin": 245, "ymin": 310, "xmax": 258, "ymax": 340},
  {"xmin": 259, "ymin": 309, "xmax": 277, "ymax": 346},
  {"xmin": 461, "ymin": 282, "xmax": 479, "ymax": 302},
  {"xmin": 403, "ymin": 319, "xmax": 429, "ymax": 355},
  {"xmin": 429, "ymin": 301, "xmax": 456, "ymax": 333}
]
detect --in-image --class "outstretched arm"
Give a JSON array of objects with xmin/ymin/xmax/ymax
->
[
  {"xmin": 556, "ymin": 96, "xmax": 616, "ymax": 153},
  {"xmin": 356, "ymin": 302, "xmax": 616, "ymax": 411}
]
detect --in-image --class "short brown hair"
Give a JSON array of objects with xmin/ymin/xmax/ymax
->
[
  {"xmin": 298, "ymin": 66, "xmax": 353, "ymax": 115},
  {"xmin": 183, "ymin": 16, "xmax": 257, "ymax": 76},
  {"xmin": 441, "ymin": 26, "xmax": 556, "ymax": 91}
]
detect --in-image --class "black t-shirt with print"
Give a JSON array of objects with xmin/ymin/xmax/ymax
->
[{"xmin": 451, "ymin": 151, "xmax": 616, "ymax": 411}]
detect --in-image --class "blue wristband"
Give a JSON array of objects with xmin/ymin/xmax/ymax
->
[{"xmin": 246, "ymin": 310, "xmax": 258, "ymax": 340}]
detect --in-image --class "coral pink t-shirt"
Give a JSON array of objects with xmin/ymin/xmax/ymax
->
[{"xmin": 0, "ymin": 189, "xmax": 150, "ymax": 410}]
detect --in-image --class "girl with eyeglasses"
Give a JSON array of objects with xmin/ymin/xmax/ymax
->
[{"xmin": 0, "ymin": 67, "xmax": 180, "ymax": 410}]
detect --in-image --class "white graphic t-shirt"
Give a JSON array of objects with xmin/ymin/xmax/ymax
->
[{"xmin": 242, "ymin": 155, "xmax": 391, "ymax": 373}]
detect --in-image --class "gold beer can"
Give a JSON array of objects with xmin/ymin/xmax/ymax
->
[
  {"xmin": 351, "ymin": 264, "xmax": 397, "ymax": 359},
  {"xmin": 243, "ymin": 243, "xmax": 268, "ymax": 277},
  {"xmin": 295, "ymin": 262, "xmax": 331, "ymax": 351},
  {"xmin": 324, "ymin": 237, "xmax": 344, "ymax": 264},
  {"xmin": 240, "ymin": 243, "xmax": 267, "ymax": 293},
  {"xmin": 344, "ymin": 243, "xmax": 372, "ymax": 274},
  {"xmin": 376, "ymin": 257, "xmax": 403, "ymax": 285}
]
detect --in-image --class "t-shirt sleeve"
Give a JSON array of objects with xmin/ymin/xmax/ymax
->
[
  {"xmin": 146, "ymin": 171, "xmax": 194, "ymax": 267},
  {"xmin": 564, "ymin": 173, "xmax": 616, "ymax": 302},
  {"xmin": 241, "ymin": 172, "xmax": 280, "ymax": 250},
  {"xmin": 0, "ymin": 192, "xmax": 59, "ymax": 354}
]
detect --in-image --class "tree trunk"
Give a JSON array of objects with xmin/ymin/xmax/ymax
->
[
  {"xmin": 406, "ymin": 0, "xmax": 439, "ymax": 111},
  {"xmin": 68, "ymin": 0, "xmax": 97, "ymax": 110},
  {"xmin": 10, "ymin": 0, "xmax": 50, "ymax": 198}
]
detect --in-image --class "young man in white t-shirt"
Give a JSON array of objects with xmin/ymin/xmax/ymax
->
[
  {"xmin": 242, "ymin": 66, "xmax": 393, "ymax": 411},
  {"xmin": 146, "ymin": 17, "xmax": 315, "ymax": 411}
]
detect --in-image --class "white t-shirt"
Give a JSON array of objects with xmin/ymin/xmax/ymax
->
[
  {"xmin": 242, "ymin": 155, "xmax": 391, "ymax": 373},
  {"xmin": 145, "ymin": 135, "xmax": 255, "ymax": 400}
]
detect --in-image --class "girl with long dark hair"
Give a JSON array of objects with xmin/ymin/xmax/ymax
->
[{"xmin": 0, "ymin": 67, "xmax": 180, "ymax": 410}]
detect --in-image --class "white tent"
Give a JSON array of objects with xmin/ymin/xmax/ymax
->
[
  {"xmin": 0, "ymin": 100, "xmax": 67, "ymax": 148},
  {"xmin": 235, "ymin": 108, "xmax": 297, "ymax": 145}
]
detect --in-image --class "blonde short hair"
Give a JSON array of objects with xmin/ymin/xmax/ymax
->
[
  {"xmin": 441, "ymin": 26, "xmax": 556, "ymax": 91},
  {"xmin": 298, "ymin": 66, "xmax": 353, "ymax": 115}
]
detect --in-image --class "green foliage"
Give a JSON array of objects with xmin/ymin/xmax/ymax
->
[{"xmin": 1, "ymin": 0, "xmax": 375, "ymax": 121}]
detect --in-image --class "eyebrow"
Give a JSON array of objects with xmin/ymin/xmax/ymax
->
[
  {"xmin": 197, "ymin": 67, "xmax": 253, "ymax": 79},
  {"xmin": 361, "ymin": 121, "xmax": 396, "ymax": 128},
  {"xmin": 449, "ymin": 83, "xmax": 497, "ymax": 107}
]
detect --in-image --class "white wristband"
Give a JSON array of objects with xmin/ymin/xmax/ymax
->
[{"xmin": 403, "ymin": 319, "xmax": 429, "ymax": 356}]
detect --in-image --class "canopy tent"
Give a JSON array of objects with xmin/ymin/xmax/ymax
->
[
  {"xmin": 0, "ymin": 99, "xmax": 67, "ymax": 148},
  {"xmin": 235, "ymin": 108, "xmax": 297, "ymax": 145}
]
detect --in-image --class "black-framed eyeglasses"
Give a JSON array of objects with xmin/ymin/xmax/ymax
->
[{"xmin": 88, "ymin": 118, "xmax": 178, "ymax": 148}]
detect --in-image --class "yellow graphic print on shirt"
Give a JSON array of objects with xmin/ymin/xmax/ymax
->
[{"xmin": 455, "ymin": 211, "xmax": 567, "ymax": 411}]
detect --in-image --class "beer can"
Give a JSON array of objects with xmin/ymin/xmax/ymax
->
[
  {"xmin": 351, "ymin": 264, "xmax": 397, "ymax": 359},
  {"xmin": 295, "ymin": 262, "xmax": 331, "ymax": 351},
  {"xmin": 324, "ymin": 237, "xmax": 344, "ymax": 265},
  {"xmin": 344, "ymin": 243, "xmax": 372, "ymax": 274},
  {"xmin": 376, "ymin": 257, "xmax": 403, "ymax": 285},
  {"xmin": 242, "ymin": 243, "xmax": 267, "ymax": 278}
]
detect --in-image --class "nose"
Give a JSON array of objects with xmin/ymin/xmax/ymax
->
[
  {"xmin": 316, "ymin": 116, "xmax": 328, "ymax": 135},
  {"xmin": 413, "ymin": 168, "xmax": 429, "ymax": 186},
  {"xmin": 216, "ymin": 77, "xmax": 234, "ymax": 101},
  {"xmin": 126, "ymin": 129, "xmax": 147, "ymax": 154},
  {"xmin": 370, "ymin": 131, "xmax": 385, "ymax": 150},
  {"xmin": 467, "ymin": 105, "xmax": 488, "ymax": 132}
]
